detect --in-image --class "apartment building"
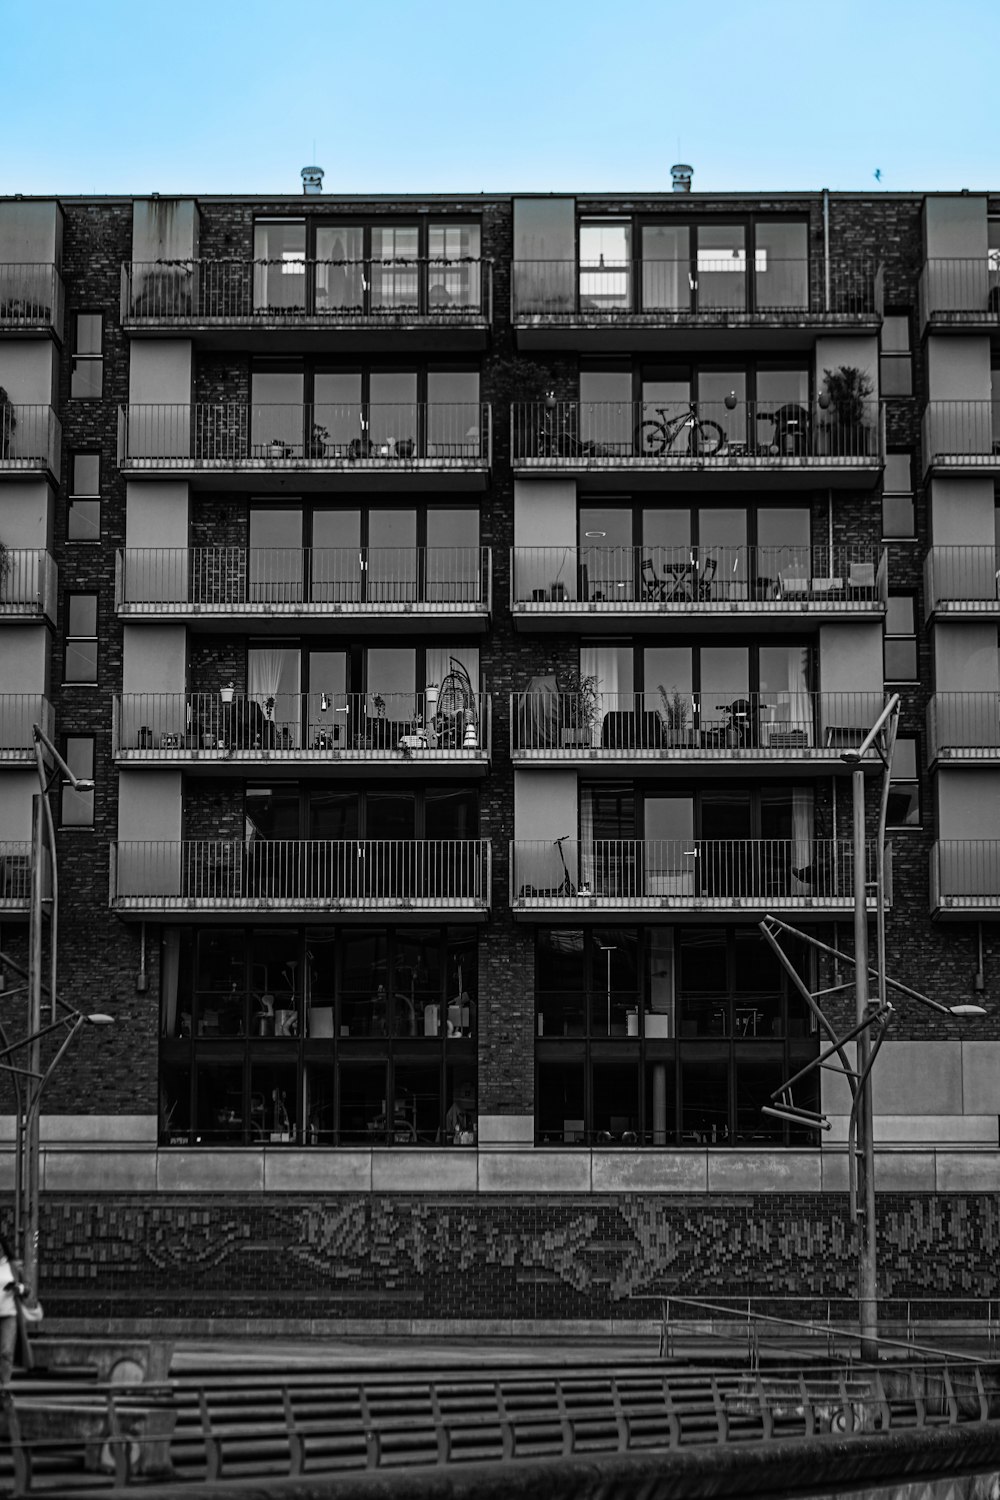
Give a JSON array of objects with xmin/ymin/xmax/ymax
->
[{"xmin": 0, "ymin": 179, "xmax": 997, "ymax": 1324}]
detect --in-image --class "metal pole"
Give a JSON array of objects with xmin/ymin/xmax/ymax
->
[
  {"xmin": 852, "ymin": 766, "xmax": 878, "ymax": 1360},
  {"xmin": 25, "ymin": 794, "xmax": 44, "ymax": 1294}
]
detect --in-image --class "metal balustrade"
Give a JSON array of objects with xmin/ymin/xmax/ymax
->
[
  {"xmin": 922, "ymin": 401, "xmax": 1000, "ymax": 467},
  {"xmin": 0, "ymin": 262, "xmax": 64, "ymax": 333},
  {"xmin": 512, "ymin": 399, "xmax": 882, "ymax": 466},
  {"xmin": 117, "ymin": 403, "xmax": 491, "ymax": 469},
  {"xmin": 919, "ymin": 257, "xmax": 1000, "ymax": 325},
  {"xmin": 931, "ymin": 841, "xmax": 1000, "ymax": 910},
  {"xmin": 927, "ymin": 693, "xmax": 1000, "ymax": 761},
  {"xmin": 0, "ymin": 695, "xmax": 53, "ymax": 758},
  {"xmin": 511, "ymin": 544, "xmax": 885, "ymax": 610},
  {"xmin": 512, "ymin": 258, "xmax": 881, "ymax": 319},
  {"xmin": 512, "ymin": 691, "xmax": 885, "ymax": 759},
  {"xmin": 122, "ymin": 258, "xmax": 491, "ymax": 323},
  {"xmin": 924, "ymin": 546, "xmax": 1000, "ymax": 612},
  {"xmin": 0, "ymin": 549, "xmax": 58, "ymax": 621},
  {"xmin": 114, "ymin": 692, "xmax": 489, "ymax": 761},
  {"xmin": 0, "ymin": 841, "xmax": 35, "ymax": 907},
  {"xmin": 110, "ymin": 839, "xmax": 492, "ymax": 912},
  {"xmin": 512, "ymin": 838, "xmax": 882, "ymax": 910},
  {"xmin": 115, "ymin": 546, "xmax": 491, "ymax": 616},
  {"xmin": 0, "ymin": 404, "xmax": 61, "ymax": 476}
]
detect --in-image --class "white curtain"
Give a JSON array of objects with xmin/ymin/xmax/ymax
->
[
  {"xmin": 249, "ymin": 648, "xmax": 284, "ymax": 706},
  {"xmin": 792, "ymin": 788, "xmax": 814, "ymax": 874},
  {"xmin": 783, "ymin": 647, "xmax": 813, "ymax": 745},
  {"xmin": 579, "ymin": 789, "xmax": 595, "ymax": 892},
  {"xmin": 161, "ymin": 928, "xmax": 180, "ymax": 1036},
  {"xmin": 581, "ymin": 644, "xmax": 629, "ymax": 747}
]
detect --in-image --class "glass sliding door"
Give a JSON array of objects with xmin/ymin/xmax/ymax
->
[
  {"xmin": 250, "ymin": 369, "xmax": 304, "ymax": 456},
  {"xmin": 579, "ymin": 220, "xmax": 632, "ymax": 312},
  {"xmin": 249, "ymin": 506, "xmax": 303, "ymax": 604},
  {"xmin": 248, "ymin": 645, "xmax": 301, "ymax": 747},
  {"xmin": 307, "ymin": 650, "xmax": 347, "ymax": 749},
  {"xmin": 368, "ymin": 507, "xmax": 417, "ymax": 603},
  {"xmin": 369, "ymin": 371, "xmax": 418, "ymax": 457},
  {"xmin": 370, "ymin": 225, "xmax": 419, "ymax": 312},
  {"xmin": 429, "ymin": 221, "xmax": 481, "ymax": 310},
  {"xmin": 695, "ymin": 224, "xmax": 747, "ymax": 311},
  {"xmin": 643, "ymin": 795, "xmax": 695, "ymax": 897},
  {"xmin": 754, "ymin": 221, "xmax": 808, "ymax": 311},
  {"xmin": 315, "ymin": 226, "xmax": 365, "ymax": 314},
  {"xmin": 579, "ymin": 368, "xmax": 632, "ymax": 456},
  {"xmin": 579, "ymin": 503, "xmax": 633, "ymax": 602},
  {"xmin": 314, "ymin": 371, "xmax": 362, "ymax": 457},
  {"xmin": 253, "ymin": 220, "xmax": 306, "ymax": 313},
  {"xmin": 312, "ymin": 508, "xmax": 360, "ymax": 603},
  {"xmin": 426, "ymin": 506, "xmax": 480, "ymax": 603},
  {"xmin": 642, "ymin": 224, "xmax": 690, "ymax": 311},
  {"xmin": 698, "ymin": 506, "xmax": 747, "ymax": 599},
  {"xmin": 427, "ymin": 371, "xmax": 479, "ymax": 458}
]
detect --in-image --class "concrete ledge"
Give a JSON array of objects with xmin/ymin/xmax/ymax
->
[
  {"xmin": 591, "ymin": 1151, "xmax": 708, "ymax": 1192},
  {"xmin": 478, "ymin": 1150, "xmax": 592, "ymax": 1193},
  {"xmin": 0, "ymin": 1114, "xmax": 157, "ymax": 1145},
  {"xmin": 156, "ymin": 1150, "xmax": 264, "ymax": 1192},
  {"xmin": 263, "ymin": 1151, "xmax": 372, "ymax": 1191},
  {"xmin": 372, "ymin": 1149, "xmax": 479, "ymax": 1192},
  {"xmin": 708, "ymin": 1151, "xmax": 823, "ymax": 1193},
  {"xmin": 43, "ymin": 1149, "xmax": 158, "ymax": 1192},
  {"xmin": 934, "ymin": 1152, "xmax": 1000, "ymax": 1191}
]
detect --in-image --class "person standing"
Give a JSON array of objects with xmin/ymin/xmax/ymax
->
[{"xmin": 0, "ymin": 1230, "xmax": 23, "ymax": 1395}]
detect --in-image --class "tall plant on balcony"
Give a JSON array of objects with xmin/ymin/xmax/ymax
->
[
  {"xmin": 657, "ymin": 685, "xmax": 692, "ymax": 747},
  {"xmin": 819, "ymin": 365, "xmax": 875, "ymax": 455},
  {"xmin": 0, "ymin": 385, "xmax": 15, "ymax": 458}
]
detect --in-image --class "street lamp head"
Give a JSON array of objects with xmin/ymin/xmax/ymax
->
[
  {"xmin": 84, "ymin": 1013, "xmax": 115, "ymax": 1026},
  {"xmin": 840, "ymin": 749, "xmax": 861, "ymax": 765},
  {"xmin": 948, "ymin": 1004, "xmax": 987, "ymax": 1017}
]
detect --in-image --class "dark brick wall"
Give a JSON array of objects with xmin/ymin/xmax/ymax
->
[{"xmin": 34, "ymin": 1191, "xmax": 1000, "ymax": 1322}]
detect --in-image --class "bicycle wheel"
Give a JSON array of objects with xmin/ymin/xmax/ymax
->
[
  {"xmin": 690, "ymin": 420, "xmax": 725, "ymax": 457},
  {"xmin": 640, "ymin": 420, "xmax": 669, "ymax": 456}
]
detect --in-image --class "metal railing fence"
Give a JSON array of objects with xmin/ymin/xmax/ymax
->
[
  {"xmin": 924, "ymin": 546, "xmax": 1000, "ymax": 609},
  {"xmin": 926, "ymin": 693, "xmax": 1000, "ymax": 758},
  {"xmin": 919, "ymin": 257, "xmax": 1000, "ymax": 323},
  {"xmin": 931, "ymin": 840, "xmax": 1000, "ymax": 903},
  {"xmin": 922, "ymin": 401, "xmax": 1000, "ymax": 463},
  {"xmin": 0, "ymin": 262, "xmax": 64, "ymax": 331},
  {"xmin": 0, "ymin": 404, "xmax": 61, "ymax": 476},
  {"xmin": 0, "ymin": 549, "xmax": 58, "ymax": 619},
  {"xmin": 0, "ymin": 695, "xmax": 53, "ymax": 753}
]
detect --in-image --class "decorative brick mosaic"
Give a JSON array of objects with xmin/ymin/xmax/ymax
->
[{"xmin": 31, "ymin": 1193, "xmax": 1000, "ymax": 1322}]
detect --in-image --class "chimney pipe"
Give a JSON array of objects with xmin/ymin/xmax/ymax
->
[
  {"xmin": 670, "ymin": 164, "xmax": 693, "ymax": 194},
  {"xmin": 301, "ymin": 165, "xmax": 325, "ymax": 195}
]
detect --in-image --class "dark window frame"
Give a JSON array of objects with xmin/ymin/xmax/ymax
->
[
  {"xmin": 70, "ymin": 312, "xmax": 104, "ymax": 399},
  {"xmin": 64, "ymin": 591, "xmax": 99, "ymax": 684},
  {"xmin": 60, "ymin": 734, "xmax": 95, "ymax": 827}
]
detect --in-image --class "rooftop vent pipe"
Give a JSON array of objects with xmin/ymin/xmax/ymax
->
[
  {"xmin": 301, "ymin": 165, "xmax": 325, "ymax": 195},
  {"xmin": 670, "ymin": 164, "xmax": 693, "ymax": 193}
]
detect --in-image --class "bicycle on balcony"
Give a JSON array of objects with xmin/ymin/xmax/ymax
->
[{"xmin": 639, "ymin": 402, "xmax": 726, "ymax": 458}]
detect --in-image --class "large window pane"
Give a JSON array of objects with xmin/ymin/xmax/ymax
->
[
  {"xmin": 312, "ymin": 507, "xmax": 361, "ymax": 601},
  {"xmin": 580, "ymin": 368, "xmax": 632, "ymax": 453},
  {"xmin": 314, "ymin": 371, "xmax": 363, "ymax": 454},
  {"xmin": 315, "ymin": 226, "xmax": 364, "ymax": 312},
  {"xmin": 579, "ymin": 221, "xmax": 632, "ymax": 311},
  {"xmin": 642, "ymin": 224, "xmax": 690, "ymax": 311},
  {"xmin": 754, "ymin": 222, "xmax": 808, "ymax": 310},
  {"xmin": 427, "ymin": 370, "xmax": 479, "ymax": 457},
  {"xmin": 370, "ymin": 225, "xmax": 419, "ymax": 311},
  {"xmin": 429, "ymin": 222, "xmax": 481, "ymax": 310},
  {"xmin": 369, "ymin": 371, "xmax": 417, "ymax": 453},
  {"xmin": 695, "ymin": 225, "xmax": 746, "ymax": 311},
  {"xmin": 251, "ymin": 370, "xmax": 303, "ymax": 454},
  {"xmin": 537, "ymin": 1053, "xmax": 586, "ymax": 1144},
  {"xmin": 249, "ymin": 507, "xmax": 303, "ymax": 603},
  {"xmin": 368, "ymin": 507, "xmax": 416, "ymax": 601},
  {"xmin": 253, "ymin": 220, "xmax": 306, "ymax": 312},
  {"xmin": 427, "ymin": 507, "xmax": 480, "ymax": 601}
]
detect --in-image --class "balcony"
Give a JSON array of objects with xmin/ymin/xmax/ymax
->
[
  {"xmin": 0, "ymin": 841, "xmax": 33, "ymax": 914},
  {"xmin": 0, "ymin": 550, "xmax": 57, "ymax": 625},
  {"xmin": 113, "ymin": 691, "xmax": 490, "ymax": 775},
  {"xmin": 512, "ymin": 690, "xmax": 885, "ymax": 773},
  {"xmin": 919, "ymin": 259, "xmax": 1000, "ymax": 333},
  {"xmin": 121, "ymin": 258, "xmax": 492, "ymax": 350},
  {"xmin": 114, "ymin": 547, "xmax": 491, "ymax": 633},
  {"xmin": 512, "ymin": 258, "xmax": 882, "ymax": 352},
  {"xmin": 512, "ymin": 400, "xmax": 882, "ymax": 489},
  {"xmin": 0, "ymin": 405, "xmax": 61, "ymax": 480},
  {"xmin": 930, "ymin": 841, "xmax": 1000, "ymax": 918},
  {"xmin": 0, "ymin": 695, "xmax": 53, "ymax": 765},
  {"xmin": 511, "ymin": 838, "xmax": 883, "ymax": 920},
  {"xmin": 923, "ymin": 547, "xmax": 1000, "ymax": 619},
  {"xmin": 0, "ymin": 264, "xmax": 64, "ymax": 338},
  {"xmin": 511, "ymin": 545, "xmax": 885, "ymax": 631},
  {"xmin": 117, "ymin": 403, "xmax": 491, "ymax": 491},
  {"xmin": 921, "ymin": 402, "xmax": 1000, "ymax": 474},
  {"xmin": 110, "ymin": 839, "xmax": 492, "ymax": 920},
  {"xmin": 927, "ymin": 694, "xmax": 1000, "ymax": 766}
]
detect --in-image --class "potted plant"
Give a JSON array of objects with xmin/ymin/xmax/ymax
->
[
  {"xmin": 657, "ymin": 684, "xmax": 692, "ymax": 747},
  {"xmin": 308, "ymin": 422, "xmax": 329, "ymax": 458},
  {"xmin": 269, "ymin": 437, "xmax": 293, "ymax": 459},
  {"xmin": 818, "ymin": 366, "xmax": 875, "ymax": 457},
  {"xmin": 0, "ymin": 386, "xmax": 16, "ymax": 458},
  {"xmin": 220, "ymin": 682, "xmax": 235, "ymax": 705},
  {"xmin": 560, "ymin": 671, "xmax": 600, "ymax": 747}
]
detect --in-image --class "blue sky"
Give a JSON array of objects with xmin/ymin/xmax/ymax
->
[{"xmin": 3, "ymin": 0, "xmax": 997, "ymax": 197}]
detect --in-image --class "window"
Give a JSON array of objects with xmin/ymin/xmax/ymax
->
[
  {"xmin": 65, "ymin": 593, "xmax": 98, "ymax": 682},
  {"xmin": 880, "ymin": 312, "xmax": 912, "ymax": 397},
  {"xmin": 61, "ymin": 737, "xmax": 95, "ymax": 827},
  {"xmin": 68, "ymin": 453, "xmax": 101, "ymax": 541},
  {"xmin": 887, "ymin": 736, "xmax": 920, "ymax": 828},
  {"xmin": 882, "ymin": 450, "xmax": 915, "ymax": 539},
  {"xmin": 885, "ymin": 595, "xmax": 918, "ymax": 680},
  {"xmin": 70, "ymin": 313, "xmax": 103, "ymax": 398}
]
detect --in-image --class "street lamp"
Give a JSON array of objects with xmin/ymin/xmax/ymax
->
[{"xmin": 0, "ymin": 722, "xmax": 109, "ymax": 1299}]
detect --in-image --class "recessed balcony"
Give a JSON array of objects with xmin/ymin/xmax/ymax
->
[
  {"xmin": 927, "ymin": 694, "xmax": 1000, "ymax": 766},
  {"xmin": 512, "ymin": 400, "xmax": 882, "ymax": 489},
  {"xmin": 919, "ymin": 259, "xmax": 1000, "ymax": 333},
  {"xmin": 512, "ymin": 257, "xmax": 881, "ymax": 352},
  {"xmin": 0, "ymin": 264, "xmax": 64, "ymax": 338},
  {"xmin": 110, "ymin": 839, "xmax": 492, "ymax": 920},
  {"xmin": 0, "ymin": 405, "xmax": 61, "ymax": 481},
  {"xmin": 0, "ymin": 695, "xmax": 54, "ymax": 765},
  {"xmin": 117, "ymin": 403, "xmax": 491, "ymax": 491},
  {"xmin": 114, "ymin": 547, "xmax": 491, "ymax": 633},
  {"xmin": 923, "ymin": 547, "xmax": 1000, "ymax": 619},
  {"xmin": 121, "ymin": 258, "xmax": 492, "ymax": 350},
  {"xmin": 512, "ymin": 690, "xmax": 885, "ymax": 773},
  {"xmin": 0, "ymin": 549, "xmax": 57, "ymax": 625},
  {"xmin": 0, "ymin": 841, "xmax": 33, "ymax": 913},
  {"xmin": 922, "ymin": 402, "xmax": 1000, "ymax": 475},
  {"xmin": 113, "ymin": 691, "xmax": 490, "ymax": 776},
  {"xmin": 511, "ymin": 545, "xmax": 885, "ymax": 632},
  {"xmin": 930, "ymin": 841, "xmax": 1000, "ymax": 918},
  {"xmin": 511, "ymin": 838, "xmax": 884, "ymax": 920}
]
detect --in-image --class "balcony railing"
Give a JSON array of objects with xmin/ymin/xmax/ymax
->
[
  {"xmin": 0, "ymin": 695, "xmax": 53, "ymax": 760},
  {"xmin": 512, "ymin": 690, "xmax": 886, "ymax": 761},
  {"xmin": 512, "ymin": 400, "xmax": 882, "ymax": 467},
  {"xmin": 122, "ymin": 258, "xmax": 491, "ymax": 325},
  {"xmin": 931, "ymin": 841, "xmax": 1000, "ymax": 913},
  {"xmin": 0, "ymin": 549, "xmax": 58, "ymax": 622},
  {"xmin": 115, "ymin": 547, "xmax": 491, "ymax": 618},
  {"xmin": 110, "ymin": 839, "xmax": 492, "ymax": 913},
  {"xmin": 114, "ymin": 691, "xmax": 490, "ymax": 763},
  {"xmin": 922, "ymin": 402, "xmax": 1000, "ymax": 469},
  {"xmin": 512, "ymin": 838, "xmax": 883, "ymax": 912},
  {"xmin": 118, "ymin": 403, "xmax": 491, "ymax": 471},
  {"xmin": 924, "ymin": 547, "xmax": 1000, "ymax": 614},
  {"xmin": 927, "ymin": 694, "xmax": 1000, "ymax": 762},
  {"xmin": 511, "ymin": 545, "xmax": 885, "ymax": 612},
  {"xmin": 919, "ymin": 259, "xmax": 1000, "ymax": 327},
  {"xmin": 0, "ymin": 405, "xmax": 61, "ymax": 477},
  {"xmin": 0, "ymin": 264, "xmax": 64, "ymax": 335},
  {"xmin": 0, "ymin": 841, "xmax": 33, "ymax": 908},
  {"xmin": 512, "ymin": 258, "xmax": 881, "ymax": 320}
]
